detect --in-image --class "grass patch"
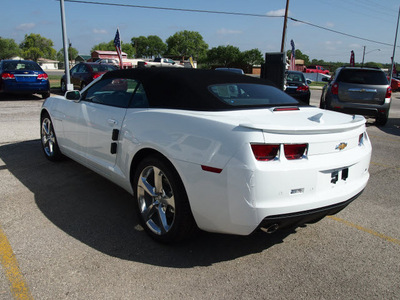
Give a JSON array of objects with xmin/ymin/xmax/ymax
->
[
  {"xmin": 309, "ymin": 81, "xmax": 327, "ymax": 88},
  {"xmin": 49, "ymin": 75, "xmax": 62, "ymax": 90}
]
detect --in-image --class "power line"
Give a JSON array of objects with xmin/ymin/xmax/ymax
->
[{"xmin": 62, "ymin": 0, "xmax": 399, "ymax": 48}]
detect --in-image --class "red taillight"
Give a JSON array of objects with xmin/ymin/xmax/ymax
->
[
  {"xmin": 284, "ymin": 144, "xmax": 308, "ymax": 160},
  {"xmin": 296, "ymin": 85, "xmax": 309, "ymax": 92},
  {"xmin": 331, "ymin": 82, "xmax": 339, "ymax": 95},
  {"xmin": 273, "ymin": 107, "xmax": 299, "ymax": 111},
  {"xmin": 385, "ymin": 86, "xmax": 392, "ymax": 98},
  {"xmin": 251, "ymin": 144, "xmax": 279, "ymax": 161},
  {"xmin": 93, "ymin": 73, "xmax": 101, "ymax": 79},
  {"xmin": 1, "ymin": 73, "xmax": 15, "ymax": 80},
  {"xmin": 37, "ymin": 73, "xmax": 48, "ymax": 80}
]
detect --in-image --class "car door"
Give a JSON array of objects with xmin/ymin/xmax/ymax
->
[
  {"xmin": 70, "ymin": 64, "xmax": 82, "ymax": 89},
  {"xmin": 79, "ymin": 77, "xmax": 138, "ymax": 177}
]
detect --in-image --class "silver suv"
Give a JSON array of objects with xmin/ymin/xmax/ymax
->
[{"xmin": 320, "ymin": 67, "xmax": 391, "ymax": 126}]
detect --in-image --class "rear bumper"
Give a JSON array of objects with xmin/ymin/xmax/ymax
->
[
  {"xmin": 257, "ymin": 190, "xmax": 362, "ymax": 232},
  {"xmin": 1, "ymin": 81, "xmax": 50, "ymax": 94},
  {"xmin": 326, "ymin": 96, "xmax": 390, "ymax": 118}
]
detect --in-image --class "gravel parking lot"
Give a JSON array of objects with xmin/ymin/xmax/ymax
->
[{"xmin": 0, "ymin": 90, "xmax": 399, "ymax": 299}]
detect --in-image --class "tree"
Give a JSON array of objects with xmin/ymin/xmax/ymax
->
[
  {"xmin": 90, "ymin": 41, "xmax": 114, "ymax": 52},
  {"xmin": 166, "ymin": 30, "xmax": 208, "ymax": 61},
  {"xmin": 207, "ymin": 45, "xmax": 241, "ymax": 67},
  {"xmin": 242, "ymin": 49, "xmax": 264, "ymax": 66},
  {"xmin": 19, "ymin": 33, "xmax": 56, "ymax": 61},
  {"xmin": 57, "ymin": 46, "xmax": 78, "ymax": 62},
  {"xmin": 131, "ymin": 35, "xmax": 166, "ymax": 58},
  {"xmin": 0, "ymin": 37, "xmax": 21, "ymax": 59},
  {"xmin": 286, "ymin": 49, "xmax": 310, "ymax": 65}
]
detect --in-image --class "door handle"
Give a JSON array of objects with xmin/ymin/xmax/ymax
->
[{"xmin": 108, "ymin": 119, "xmax": 118, "ymax": 126}]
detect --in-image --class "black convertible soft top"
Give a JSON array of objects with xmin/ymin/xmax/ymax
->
[{"xmin": 102, "ymin": 68, "xmax": 279, "ymax": 111}]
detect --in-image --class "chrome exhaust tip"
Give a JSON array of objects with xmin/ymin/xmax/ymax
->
[{"xmin": 260, "ymin": 224, "xmax": 279, "ymax": 234}]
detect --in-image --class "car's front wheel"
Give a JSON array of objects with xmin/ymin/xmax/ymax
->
[
  {"xmin": 133, "ymin": 155, "xmax": 196, "ymax": 243},
  {"xmin": 40, "ymin": 113, "xmax": 63, "ymax": 161},
  {"xmin": 60, "ymin": 80, "xmax": 66, "ymax": 94}
]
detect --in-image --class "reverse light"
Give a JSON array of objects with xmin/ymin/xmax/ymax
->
[
  {"xmin": 37, "ymin": 73, "xmax": 48, "ymax": 80},
  {"xmin": 331, "ymin": 82, "xmax": 339, "ymax": 95},
  {"xmin": 1, "ymin": 73, "xmax": 15, "ymax": 80},
  {"xmin": 251, "ymin": 144, "xmax": 280, "ymax": 161},
  {"xmin": 284, "ymin": 144, "xmax": 308, "ymax": 160}
]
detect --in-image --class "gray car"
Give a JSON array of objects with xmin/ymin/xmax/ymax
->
[{"xmin": 320, "ymin": 67, "xmax": 391, "ymax": 126}]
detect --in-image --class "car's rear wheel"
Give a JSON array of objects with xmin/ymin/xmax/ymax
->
[
  {"xmin": 376, "ymin": 112, "xmax": 388, "ymax": 126},
  {"xmin": 40, "ymin": 113, "xmax": 63, "ymax": 161},
  {"xmin": 133, "ymin": 155, "xmax": 196, "ymax": 243}
]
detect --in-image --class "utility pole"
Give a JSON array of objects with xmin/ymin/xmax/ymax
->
[
  {"xmin": 280, "ymin": 0, "xmax": 290, "ymax": 53},
  {"xmin": 389, "ymin": 6, "xmax": 400, "ymax": 87},
  {"xmin": 362, "ymin": 46, "xmax": 366, "ymax": 67}
]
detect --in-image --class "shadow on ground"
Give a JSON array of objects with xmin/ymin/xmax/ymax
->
[{"xmin": 0, "ymin": 140, "xmax": 295, "ymax": 268}]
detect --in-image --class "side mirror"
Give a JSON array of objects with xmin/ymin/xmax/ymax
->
[{"xmin": 65, "ymin": 90, "xmax": 81, "ymax": 101}]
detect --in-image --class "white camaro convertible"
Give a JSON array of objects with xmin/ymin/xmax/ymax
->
[{"xmin": 40, "ymin": 68, "xmax": 372, "ymax": 242}]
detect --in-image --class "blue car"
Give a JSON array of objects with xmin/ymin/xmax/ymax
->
[{"xmin": 0, "ymin": 59, "xmax": 50, "ymax": 98}]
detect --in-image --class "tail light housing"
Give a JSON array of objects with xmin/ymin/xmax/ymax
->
[
  {"xmin": 385, "ymin": 86, "xmax": 392, "ymax": 98},
  {"xmin": 251, "ymin": 144, "xmax": 308, "ymax": 161},
  {"xmin": 331, "ymin": 82, "xmax": 339, "ymax": 95},
  {"xmin": 1, "ymin": 73, "xmax": 15, "ymax": 80},
  {"xmin": 37, "ymin": 73, "xmax": 48, "ymax": 80},
  {"xmin": 296, "ymin": 85, "xmax": 309, "ymax": 92},
  {"xmin": 93, "ymin": 73, "xmax": 102, "ymax": 80},
  {"xmin": 251, "ymin": 144, "xmax": 280, "ymax": 161},
  {"xmin": 284, "ymin": 144, "xmax": 308, "ymax": 160}
]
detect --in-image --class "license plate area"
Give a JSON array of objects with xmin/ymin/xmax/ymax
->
[{"xmin": 331, "ymin": 168, "xmax": 349, "ymax": 184}]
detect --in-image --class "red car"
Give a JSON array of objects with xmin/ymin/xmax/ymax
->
[
  {"xmin": 60, "ymin": 62, "xmax": 117, "ymax": 93},
  {"xmin": 388, "ymin": 76, "xmax": 400, "ymax": 91},
  {"xmin": 304, "ymin": 65, "xmax": 330, "ymax": 75}
]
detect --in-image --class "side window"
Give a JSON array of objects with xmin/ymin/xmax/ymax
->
[
  {"xmin": 70, "ymin": 64, "xmax": 79, "ymax": 74},
  {"xmin": 82, "ymin": 78, "xmax": 137, "ymax": 108},
  {"xmin": 129, "ymin": 83, "xmax": 149, "ymax": 108}
]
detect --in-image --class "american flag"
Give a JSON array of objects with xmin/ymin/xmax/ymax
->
[
  {"xmin": 290, "ymin": 39, "xmax": 295, "ymax": 71},
  {"xmin": 114, "ymin": 28, "xmax": 123, "ymax": 69}
]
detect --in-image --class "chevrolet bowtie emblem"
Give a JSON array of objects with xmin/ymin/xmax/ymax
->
[{"xmin": 335, "ymin": 142, "xmax": 347, "ymax": 151}]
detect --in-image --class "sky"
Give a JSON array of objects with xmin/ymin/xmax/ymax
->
[{"xmin": 1, "ymin": 0, "xmax": 399, "ymax": 64}]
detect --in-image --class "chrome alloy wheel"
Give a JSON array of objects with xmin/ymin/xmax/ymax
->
[
  {"xmin": 137, "ymin": 166, "xmax": 176, "ymax": 235},
  {"xmin": 41, "ymin": 117, "xmax": 56, "ymax": 157}
]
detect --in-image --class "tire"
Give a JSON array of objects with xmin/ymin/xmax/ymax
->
[
  {"xmin": 60, "ymin": 80, "xmax": 66, "ymax": 94},
  {"xmin": 133, "ymin": 155, "xmax": 196, "ymax": 243},
  {"xmin": 40, "ymin": 113, "xmax": 63, "ymax": 161},
  {"xmin": 376, "ymin": 112, "xmax": 388, "ymax": 126},
  {"xmin": 319, "ymin": 96, "xmax": 326, "ymax": 109},
  {"xmin": 42, "ymin": 91, "xmax": 50, "ymax": 99}
]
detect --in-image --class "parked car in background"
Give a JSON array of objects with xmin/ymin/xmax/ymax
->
[
  {"xmin": 41, "ymin": 68, "xmax": 371, "ymax": 243},
  {"xmin": 96, "ymin": 58, "xmax": 119, "ymax": 67},
  {"xmin": 0, "ymin": 59, "xmax": 50, "ymax": 98},
  {"xmin": 387, "ymin": 76, "xmax": 400, "ymax": 92},
  {"xmin": 284, "ymin": 70, "xmax": 311, "ymax": 104},
  {"xmin": 320, "ymin": 67, "xmax": 391, "ymax": 126},
  {"xmin": 139, "ymin": 58, "xmax": 183, "ymax": 68},
  {"xmin": 215, "ymin": 67, "xmax": 245, "ymax": 75},
  {"xmin": 305, "ymin": 65, "xmax": 330, "ymax": 75},
  {"xmin": 60, "ymin": 62, "xmax": 117, "ymax": 93}
]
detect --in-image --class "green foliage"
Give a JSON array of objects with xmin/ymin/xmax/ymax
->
[
  {"xmin": 57, "ymin": 47, "xmax": 79, "ymax": 62},
  {"xmin": 131, "ymin": 35, "xmax": 166, "ymax": 58},
  {"xmin": 20, "ymin": 33, "xmax": 56, "ymax": 61},
  {"xmin": 287, "ymin": 49, "xmax": 310, "ymax": 65},
  {"xmin": 242, "ymin": 49, "xmax": 264, "ymax": 65},
  {"xmin": 207, "ymin": 45, "xmax": 241, "ymax": 66},
  {"xmin": 91, "ymin": 41, "xmax": 115, "ymax": 52},
  {"xmin": 0, "ymin": 37, "xmax": 21, "ymax": 59},
  {"xmin": 121, "ymin": 43, "xmax": 135, "ymax": 58},
  {"xmin": 166, "ymin": 30, "xmax": 208, "ymax": 60}
]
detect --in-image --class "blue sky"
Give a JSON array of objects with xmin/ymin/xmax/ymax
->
[{"xmin": 1, "ymin": 0, "xmax": 399, "ymax": 64}]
